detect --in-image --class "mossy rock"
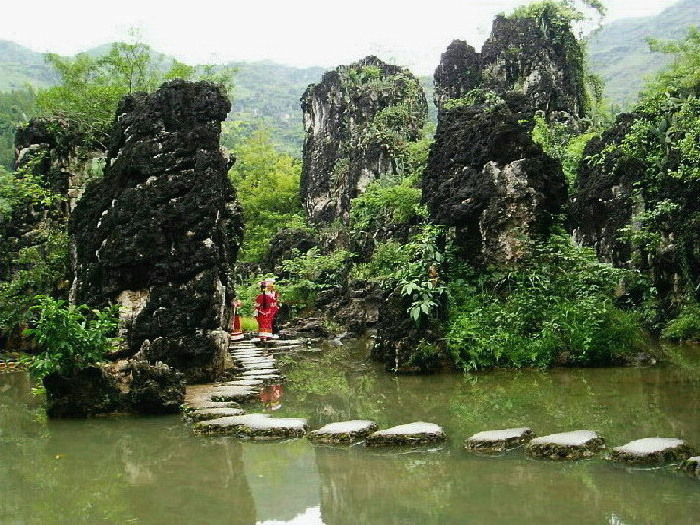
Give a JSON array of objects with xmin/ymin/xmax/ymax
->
[
  {"xmin": 309, "ymin": 420, "xmax": 379, "ymax": 445},
  {"xmin": 465, "ymin": 427, "xmax": 534, "ymax": 454},
  {"xmin": 185, "ymin": 407, "xmax": 246, "ymax": 423},
  {"xmin": 608, "ymin": 438, "xmax": 695, "ymax": 466},
  {"xmin": 679, "ymin": 456, "xmax": 700, "ymax": 477},
  {"xmin": 237, "ymin": 417, "xmax": 308, "ymax": 440},
  {"xmin": 525, "ymin": 430, "xmax": 605, "ymax": 460},
  {"xmin": 192, "ymin": 413, "xmax": 272, "ymax": 435},
  {"xmin": 365, "ymin": 422, "xmax": 446, "ymax": 447}
]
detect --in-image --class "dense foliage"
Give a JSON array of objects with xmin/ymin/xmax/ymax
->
[
  {"xmin": 446, "ymin": 234, "xmax": 645, "ymax": 370},
  {"xmin": 26, "ymin": 295, "xmax": 119, "ymax": 379},
  {"xmin": 227, "ymin": 128, "xmax": 304, "ymax": 262}
]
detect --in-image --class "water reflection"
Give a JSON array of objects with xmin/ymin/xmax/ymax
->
[{"xmin": 1, "ymin": 340, "xmax": 699, "ymax": 524}]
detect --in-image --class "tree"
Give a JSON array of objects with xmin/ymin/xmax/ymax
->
[
  {"xmin": 228, "ymin": 128, "xmax": 304, "ymax": 262},
  {"xmin": 36, "ymin": 35, "xmax": 236, "ymax": 148}
]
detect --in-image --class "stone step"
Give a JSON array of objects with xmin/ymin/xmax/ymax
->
[
  {"xmin": 366, "ymin": 422, "xmax": 446, "ymax": 447},
  {"xmin": 193, "ymin": 413, "xmax": 272, "ymax": 435},
  {"xmin": 608, "ymin": 438, "xmax": 695, "ymax": 465},
  {"xmin": 238, "ymin": 417, "xmax": 308, "ymax": 440},
  {"xmin": 186, "ymin": 407, "xmax": 246, "ymax": 422},
  {"xmin": 465, "ymin": 427, "xmax": 534, "ymax": 454},
  {"xmin": 221, "ymin": 379, "xmax": 265, "ymax": 388},
  {"xmin": 210, "ymin": 385, "xmax": 260, "ymax": 402},
  {"xmin": 308, "ymin": 420, "xmax": 379, "ymax": 445},
  {"xmin": 525, "ymin": 430, "xmax": 605, "ymax": 460}
]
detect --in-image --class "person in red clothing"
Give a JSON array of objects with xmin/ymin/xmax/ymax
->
[
  {"xmin": 253, "ymin": 278, "xmax": 280, "ymax": 341},
  {"xmin": 229, "ymin": 298, "xmax": 245, "ymax": 341}
]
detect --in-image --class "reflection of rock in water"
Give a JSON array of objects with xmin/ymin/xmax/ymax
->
[
  {"xmin": 314, "ymin": 447, "xmax": 451, "ymax": 525},
  {"xmin": 242, "ymin": 440, "xmax": 320, "ymax": 523},
  {"xmin": 120, "ymin": 437, "xmax": 256, "ymax": 524}
]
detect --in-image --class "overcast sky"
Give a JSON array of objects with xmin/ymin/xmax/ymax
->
[{"xmin": 2, "ymin": 0, "xmax": 683, "ymax": 74}]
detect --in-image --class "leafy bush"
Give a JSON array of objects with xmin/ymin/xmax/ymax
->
[
  {"xmin": 25, "ymin": 295, "xmax": 120, "ymax": 379},
  {"xmin": 280, "ymin": 248, "xmax": 352, "ymax": 312},
  {"xmin": 661, "ymin": 302, "xmax": 700, "ymax": 342},
  {"xmin": 349, "ymin": 175, "xmax": 426, "ymax": 232},
  {"xmin": 446, "ymin": 235, "xmax": 645, "ymax": 370}
]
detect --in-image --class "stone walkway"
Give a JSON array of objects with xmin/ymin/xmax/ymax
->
[{"xmin": 182, "ymin": 337, "xmax": 699, "ymax": 478}]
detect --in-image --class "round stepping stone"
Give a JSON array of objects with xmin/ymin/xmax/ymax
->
[
  {"xmin": 308, "ymin": 420, "xmax": 379, "ymax": 445},
  {"xmin": 465, "ymin": 427, "xmax": 534, "ymax": 454},
  {"xmin": 525, "ymin": 430, "xmax": 605, "ymax": 460},
  {"xmin": 679, "ymin": 456, "xmax": 700, "ymax": 476},
  {"xmin": 186, "ymin": 407, "xmax": 246, "ymax": 422},
  {"xmin": 238, "ymin": 417, "xmax": 308, "ymax": 440},
  {"xmin": 366, "ymin": 422, "xmax": 446, "ymax": 447},
  {"xmin": 608, "ymin": 438, "xmax": 695, "ymax": 465},
  {"xmin": 193, "ymin": 413, "xmax": 271, "ymax": 435}
]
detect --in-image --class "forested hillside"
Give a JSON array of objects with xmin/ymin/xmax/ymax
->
[{"xmin": 587, "ymin": 0, "xmax": 700, "ymax": 108}]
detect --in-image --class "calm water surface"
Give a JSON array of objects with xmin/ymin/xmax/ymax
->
[{"xmin": 1, "ymin": 340, "xmax": 699, "ymax": 524}]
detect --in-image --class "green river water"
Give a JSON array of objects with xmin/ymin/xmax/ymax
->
[{"xmin": 1, "ymin": 339, "xmax": 699, "ymax": 524}]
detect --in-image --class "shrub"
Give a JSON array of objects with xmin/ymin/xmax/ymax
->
[
  {"xmin": 25, "ymin": 295, "xmax": 120, "ymax": 379},
  {"xmin": 446, "ymin": 235, "xmax": 645, "ymax": 370},
  {"xmin": 661, "ymin": 302, "xmax": 700, "ymax": 342}
]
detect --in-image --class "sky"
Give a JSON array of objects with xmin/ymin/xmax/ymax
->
[{"xmin": 1, "ymin": 0, "xmax": 684, "ymax": 74}]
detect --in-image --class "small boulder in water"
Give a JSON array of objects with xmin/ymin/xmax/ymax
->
[
  {"xmin": 465, "ymin": 427, "xmax": 534, "ymax": 454},
  {"xmin": 608, "ymin": 438, "xmax": 695, "ymax": 465},
  {"xmin": 309, "ymin": 420, "xmax": 379, "ymax": 445},
  {"xmin": 525, "ymin": 430, "xmax": 605, "ymax": 460},
  {"xmin": 366, "ymin": 422, "xmax": 446, "ymax": 447}
]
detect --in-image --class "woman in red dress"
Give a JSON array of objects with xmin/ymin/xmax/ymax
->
[{"xmin": 253, "ymin": 278, "xmax": 279, "ymax": 340}]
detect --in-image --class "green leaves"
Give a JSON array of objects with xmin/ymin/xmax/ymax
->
[
  {"xmin": 446, "ymin": 235, "xmax": 645, "ymax": 371},
  {"xmin": 25, "ymin": 295, "xmax": 120, "ymax": 379}
]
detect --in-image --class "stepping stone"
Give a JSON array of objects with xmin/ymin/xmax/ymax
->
[
  {"xmin": 366, "ymin": 422, "xmax": 446, "ymax": 447},
  {"xmin": 186, "ymin": 407, "xmax": 246, "ymax": 422},
  {"xmin": 193, "ymin": 413, "xmax": 272, "ymax": 435},
  {"xmin": 238, "ymin": 417, "xmax": 308, "ymax": 440},
  {"xmin": 679, "ymin": 456, "xmax": 700, "ymax": 476},
  {"xmin": 608, "ymin": 438, "xmax": 695, "ymax": 465},
  {"xmin": 525, "ymin": 430, "xmax": 605, "ymax": 460},
  {"xmin": 241, "ymin": 369, "xmax": 282, "ymax": 377},
  {"xmin": 237, "ymin": 362, "xmax": 277, "ymax": 370},
  {"xmin": 244, "ymin": 375, "xmax": 285, "ymax": 385},
  {"xmin": 221, "ymin": 379, "xmax": 264, "ymax": 388},
  {"xmin": 465, "ymin": 427, "xmax": 534, "ymax": 454},
  {"xmin": 308, "ymin": 420, "xmax": 379, "ymax": 445},
  {"xmin": 210, "ymin": 385, "xmax": 260, "ymax": 402}
]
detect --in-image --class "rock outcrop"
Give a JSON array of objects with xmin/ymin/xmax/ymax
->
[
  {"xmin": 423, "ymin": 92, "xmax": 566, "ymax": 265},
  {"xmin": 572, "ymin": 111, "xmax": 700, "ymax": 312},
  {"xmin": 424, "ymin": 10, "xmax": 579, "ymax": 266},
  {"xmin": 300, "ymin": 56, "xmax": 427, "ymax": 225},
  {"xmin": 70, "ymin": 80, "xmax": 243, "ymax": 383}
]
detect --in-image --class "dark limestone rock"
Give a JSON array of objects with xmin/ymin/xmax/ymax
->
[
  {"xmin": 264, "ymin": 227, "xmax": 319, "ymax": 273},
  {"xmin": 433, "ymin": 40, "xmax": 481, "ymax": 110},
  {"xmin": 43, "ymin": 366, "xmax": 123, "ymax": 418},
  {"xmin": 14, "ymin": 117, "xmax": 106, "ymax": 213},
  {"xmin": 480, "ymin": 15, "xmax": 585, "ymax": 120},
  {"xmin": 70, "ymin": 80, "xmax": 242, "ymax": 383},
  {"xmin": 571, "ymin": 113, "xmax": 640, "ymax": 268},
  {"xmin": 127, "ymin": 360, "xmax": 185, "ymax": 414},
  {"xmin": 301, "ymin": 56, "xmax": 427, "ymax": 225},
  {"xmin": 423, "ymin": 93, "xmax": 567, "ymax": 265},
  {"xmin": 572, "ymin": 111, "xmax": 700, "ymax": 311},
  {"xmin": 372, "ymin": 287, "xmax": 445, "ymax": 373}
]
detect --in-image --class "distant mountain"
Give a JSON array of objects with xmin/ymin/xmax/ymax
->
[
  {"xmin": 586, "ymin": 0, "xmax": 700, "ymax": 109},
  {"xmin": 0, "ymin": 40, "xmax": 57, "ymax": 90}
]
